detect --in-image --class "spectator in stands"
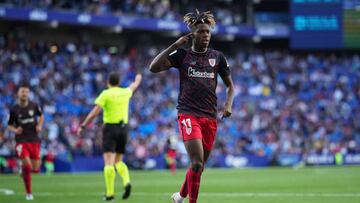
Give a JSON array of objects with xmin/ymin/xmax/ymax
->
[{"xmin": 0, "ymin": 32, "xmax": 359, "ymax": 172}]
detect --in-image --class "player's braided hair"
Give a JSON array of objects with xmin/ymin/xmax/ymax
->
[{"xmin": 184, "ymin": 9, "xmax": 216, "ymax": 30}]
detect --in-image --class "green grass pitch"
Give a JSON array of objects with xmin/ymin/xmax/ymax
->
[{"xmin": 1, "ymin": 166, "xmax": 360, "ymax": 203}]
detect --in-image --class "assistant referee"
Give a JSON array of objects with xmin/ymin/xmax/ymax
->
[{"xmin": 77, "ymin": 72, "xmax": 142, "ymax": 201}]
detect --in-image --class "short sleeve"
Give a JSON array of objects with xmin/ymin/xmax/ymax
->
[
  {"xmin": 218, "ymin": 53, "xmax": 230, "ymax": 78},
  {"xmin": 125, "ymin": 88, "xmax": 133, "ymax": 99},
  {"xmin": 167, "ymin": 48, "xmax": 187, "ymax": 69},
  {"xmin": 8, "ymin": 108, "xmax": 15, "ymax": 125},
  {"xmin": 36, "ymin": 104, "xmax": 42, "ymax": 116},
  {"xmin": 94, "ymin": 91, "xmax": 106, "ymax": 108}
]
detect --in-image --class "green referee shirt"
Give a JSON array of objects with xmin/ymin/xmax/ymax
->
[{"xmin": 94, "ymin": 86, "xmax": 133, "ymax": 124}]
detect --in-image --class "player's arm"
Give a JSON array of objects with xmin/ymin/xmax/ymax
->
[
  {"xmin": 128, "ymin": 74, "xmax": 142, "ymax": 92},
  {"xmin": 36, "ymin": 114, "xmax": 44, "ymax": 133},
  {"xmin": 7, "ymin": 125, "xmax": 22, "ymax": 134},
  {"xmin": 218, "ymin": 53, "xmax": 234, "ymax": 118},
  {"xmin": 80, "ymin": 105, "xmax": 102, "ymax": 127},
  {"xmin": 7, "ymin": 110, "xmax": 22, "ymax": 134},
  {"xmin": 35, "ymin": 104, "xmax": 44, "ymax": 133},
  {"xmin": 77, "ymin": 105, "xmax": 102, "ymax": 136},
  {"xmin": 220, "ymin": 74, "xmax": 234, "ymax": 118},
  {"xmin": 149, "ymin": 33, "xmax": 192, "ymax": 73}
]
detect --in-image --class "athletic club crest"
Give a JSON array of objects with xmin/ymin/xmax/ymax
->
[
  {"xmin": 29, "ymin": 110, "xmax": 34, "ymax": 116},
  {"xmin": 208, "ymin": 58, "xmax": 216, "ymax": 67}
]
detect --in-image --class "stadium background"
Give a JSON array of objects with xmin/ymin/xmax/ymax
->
[{"xmin": 0, "ymin": 0, "xmax": 359, "ymax": 174}]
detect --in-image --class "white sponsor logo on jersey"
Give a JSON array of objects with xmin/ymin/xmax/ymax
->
[
  {"xmin": 188, "ymin": 67, "xmax": 215, "ymax": 79},
  {"xmin": 20, "ymin": 118, "xmax": 35, "ymax": 124}
]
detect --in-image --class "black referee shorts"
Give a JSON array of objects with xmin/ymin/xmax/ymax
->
[{"xmin": 102, "ymin": 123, "xmax": 128, "ymax": 154}]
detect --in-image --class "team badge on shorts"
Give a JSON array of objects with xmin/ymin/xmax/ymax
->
[
  {"xmin": 186, "ymin": 126, "xmax": 192, "ymax": 135},
  {"xmin": 182, "ymin": 118, "xmax": 192, "ymax": 135},
  {"xmin": 208, "ymin": 58, "xmax": 216, "ymax": 67}
]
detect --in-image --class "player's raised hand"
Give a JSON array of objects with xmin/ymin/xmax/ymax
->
[
  {"xmin": 173, "ymin": 33, "xmax": 193, "ymax": 48},
  {"xmin": 15, "ymin": 127, "xmax": 23, "ymax": 134}
]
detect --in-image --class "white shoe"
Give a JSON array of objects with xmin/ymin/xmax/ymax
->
[
  {"xmin": 171, "ymin": 192, "xmax": 184, "ymax": 203},
  {"xmin": 26, "ymin": 194, "xmax": 34, "ymax": 200}
]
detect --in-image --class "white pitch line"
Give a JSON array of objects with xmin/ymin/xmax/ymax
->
[
  {"xmin": 2, "ymin": 191, "xmax": 360, "ymax": 198},
  {"xmin": 196, "ymin": 192, "xmax": 360, "ymax": 198},
  {"xmin": 144, "ymin": 192, "xmax": 360, "ymax": 198},
  {"xmin": 0, "ymin": 189, "xmax": 15, "ymax": 195}
]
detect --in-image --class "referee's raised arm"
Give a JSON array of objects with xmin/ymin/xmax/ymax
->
[{"xmin": 128, "ymin": 74, "xmax": 142, "ymax": 92}]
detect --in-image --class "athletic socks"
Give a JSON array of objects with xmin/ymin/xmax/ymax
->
[
  {"xmin": 115, "ymin": 161, "xmax": 130, "ymax": 186},
  {"xmin": 179, "ymin": 170, "xmax": 188, "ymax": 198},
  {"xmin": 104, "ymin": 162, "xmax": 130, "ymax": 198},
  {"xmin": 187, "ymin": 169, "xmax": 202, "ymax": 203},
  {"xmin": 22, "ymin": 164, "xmax": 32, "ymax": 194},
  {"xmin": 104, "ymin": 165, "xmax": 115, "ymax": 197}
]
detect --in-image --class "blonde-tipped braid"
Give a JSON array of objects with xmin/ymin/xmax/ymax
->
[{"xmin": 184, "ymin": 9, "xmax": 216, "ymax": 30}]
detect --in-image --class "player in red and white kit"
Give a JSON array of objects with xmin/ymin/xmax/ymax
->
[
  {"xmin": 165, "ymin": 135, "xmax": 178, "ymax": 175},
  {"xmin": 149, "ymin": 10, "xmax": 234, "ymax": 203},
  {"xmin": 7, "ymin": 83, "xmax": 44, "ymax": 201}
]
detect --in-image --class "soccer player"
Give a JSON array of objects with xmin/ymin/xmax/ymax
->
[
  {"xmin": 165, "ymin": 135, "xmax": 178, "ymax": 175},
  {"xmin": 7, "ymin": 83, "xmax": 44, "ymax": 201},
  {"xmin": 77, "ymin": 72, "xmax": 142, "ymax": 201},
  {"xmin": 149, "ymin": 10, "xmax": 234, "ymax": 203}
]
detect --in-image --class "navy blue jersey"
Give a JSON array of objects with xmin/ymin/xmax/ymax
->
[{"xmin": 168, "ymin": 48, "xmax": 230, "ymax": 118}]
